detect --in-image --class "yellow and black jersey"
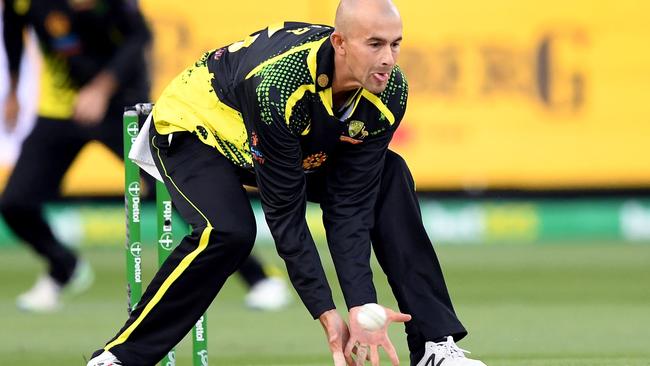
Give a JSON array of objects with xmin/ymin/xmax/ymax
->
[
  {"xmin": 2, "ymin": 0, "xmax": 151, "ymax": 119},
  {"xmin": 153, "ymin": 21, "xmax": 408, "ymax": 317}
]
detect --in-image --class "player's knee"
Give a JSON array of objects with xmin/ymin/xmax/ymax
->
[
  {"xmin": 383, "ymin": 150, "xmax": 416, "ymax": 190},
  {"xmin": 384, "ymin": 150, "xmax": 410, "ymax": 176}
]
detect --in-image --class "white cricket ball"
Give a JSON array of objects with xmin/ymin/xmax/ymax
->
[{"xmin": 357, "ymin": 303, "xmax": 387, "ymax": 331}]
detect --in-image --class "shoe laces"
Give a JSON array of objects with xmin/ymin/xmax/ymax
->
[{"xmin": 434, "ymin": 336, "xmax": 471, "ymax": 359}]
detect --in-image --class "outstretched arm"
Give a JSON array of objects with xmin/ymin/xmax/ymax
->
[
  {"xmin": 2, "ymin": 0, "xmax": 26, "ymax": 131},
  {"xmin": 251, "ymin": 101, "xmax": 336, "ymax": 319}
]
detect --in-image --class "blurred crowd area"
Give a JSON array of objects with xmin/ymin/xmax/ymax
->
[{"xmin": 2, "ymin": 0, "xmax": 649, "ymax": 195}]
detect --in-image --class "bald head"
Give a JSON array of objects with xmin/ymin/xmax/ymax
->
[
  {"xmin": 334, "ymin": 0, "xmax": 401, "ymax": 37},
  {"xmin": 330, "ymin": 0, "xmax": 403, "ymax": 94}
]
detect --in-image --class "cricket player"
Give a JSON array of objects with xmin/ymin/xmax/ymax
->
[
  {"xmin": 88, "ymin": 0, "xmax": 487, "ymax": 365},
  {"xmin": 1, "ymin": 0, "xmax": 151, "ymax": 311},
  {"xmin": 1, "ymin": 0, "xmax": 289, "ymax": 314}
]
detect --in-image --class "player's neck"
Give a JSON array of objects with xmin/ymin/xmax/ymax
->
[{"xmin": 332, "ymin": 56, "xmax": 362, "ymax": 109}]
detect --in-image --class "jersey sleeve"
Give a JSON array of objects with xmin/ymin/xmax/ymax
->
[
  {"xmin": 102, "ymin": 0, "xmax": 152, "ymax": 87},
  {"xmin": 2, "ymin": 0, "xmax": 26, "ymax": 79},
  {"xmin": 321, "ymin": 128, "xmax": 395, "ymax": 309},
  {"xmin": 251, "ymin": 89, "xmax": 336, "ymax": 319},
  {"xmin": 321, "ymin": 67, "xmax": 408, "ymax": 309}
]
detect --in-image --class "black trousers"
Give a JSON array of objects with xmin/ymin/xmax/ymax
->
[
  {"xmin": 101, "ymin": 130, "xmax": 466, "ymax": 365},
  {"xmin": 238, "ymin": 254, "xmax": 267, "ymax": 287}
]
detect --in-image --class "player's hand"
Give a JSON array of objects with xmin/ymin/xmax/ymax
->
[
  {"xmin": 319, "ymin": 309, "xmax": 354, "ymax": 366},
  {"xmin": 345, "ymin": 305, "xmax": 411, "ymax": 366},
  {"xmin": 73, "ymin": 72, "xmax": 116, "ymax": 126},
  {"xmin": 3, "ymin": 91, "xmax": 19, "ymax": 132}
]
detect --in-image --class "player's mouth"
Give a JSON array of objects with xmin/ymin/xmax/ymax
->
[{"xmin": 372, "ymin": 72, "xmax": 390, "ymax": 83}]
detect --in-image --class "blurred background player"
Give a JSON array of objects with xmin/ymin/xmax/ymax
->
[
  {"xmin": 0, "ymin": 0, "xmax": 152, "ymax": 312},
  {"xmin": 0, "ymin": 0, "xmax": 290, "ymax": 314}
]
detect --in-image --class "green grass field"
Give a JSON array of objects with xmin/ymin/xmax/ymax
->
[{"xmin": 0, "ymin": 242, "xmax": 649, "ymax": 365}]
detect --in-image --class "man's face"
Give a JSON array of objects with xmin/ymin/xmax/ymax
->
[{"xmin": 342, "ymin": 16, "xmax": 402, "ymax": 94}]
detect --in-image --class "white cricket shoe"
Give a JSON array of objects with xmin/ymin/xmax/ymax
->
[
  {"xmin": 244, "ymin": 277, "xmax": 291, "ymax": 311},
  {"xmin": 16, "ymin": 259, "xmax": 94, "ymax": 312},
  {"xmin": 86, "ymin": 350, "xmax": 122, "ymax": 366},
  {"xmin": 16, "ymin": 274, "xmax": 62, "ymax": 312},
  {"xmin": 416, "ymin": 336, "xmax": 487, "ymax": 366}
]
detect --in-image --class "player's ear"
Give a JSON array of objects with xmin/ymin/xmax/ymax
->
[{"xmin": 330, "ymin": 32, "xmax": 346, "ymax": 55}]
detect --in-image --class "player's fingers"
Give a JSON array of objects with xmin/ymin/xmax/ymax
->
[
  {"xmin": 355, "ymin": 345, "xmax": 368, "ymax": 366},
  {"xmin": 73, "ymin": 106, "xmax": 91, "ymax": 125},
  {"xmin": 3, "ymin": 100, "xmax": 18, "ymax": 132},
  {"xmin": 344, "ymin": 336, "xmax": 356, "ymax": 358},
  {"xmin": 345, "ymin": 350, "xmax": 355, "ymax": 366},
  {"xmin": 346, "ymin": 352, "xmax": 355, "ymax": 366},
  {"xmin": 345, "ymin": 337, "xmax": 360, "ymax": 366},
  {"xmin": 386, "ymin": 309, "xmax": 411, "ymax": 323},
  {"xmin": 3, "ymin": 117, "xmax": 17, "ymax": 133},
  {"xmin": 369, "ymin": 344, "xmax": 380, "ymax": 366},
  {"xmin": 382, "ymin": 338, "xmax": 400, "ymax": 365},
  {"xmin": 333, "ymin": 351, "xmax": 347, "ymax": 366}
]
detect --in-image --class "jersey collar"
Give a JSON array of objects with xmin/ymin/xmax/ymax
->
[{"xmin": 315, "ymin": 38, "xmax": 334, "ymax": 92}]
